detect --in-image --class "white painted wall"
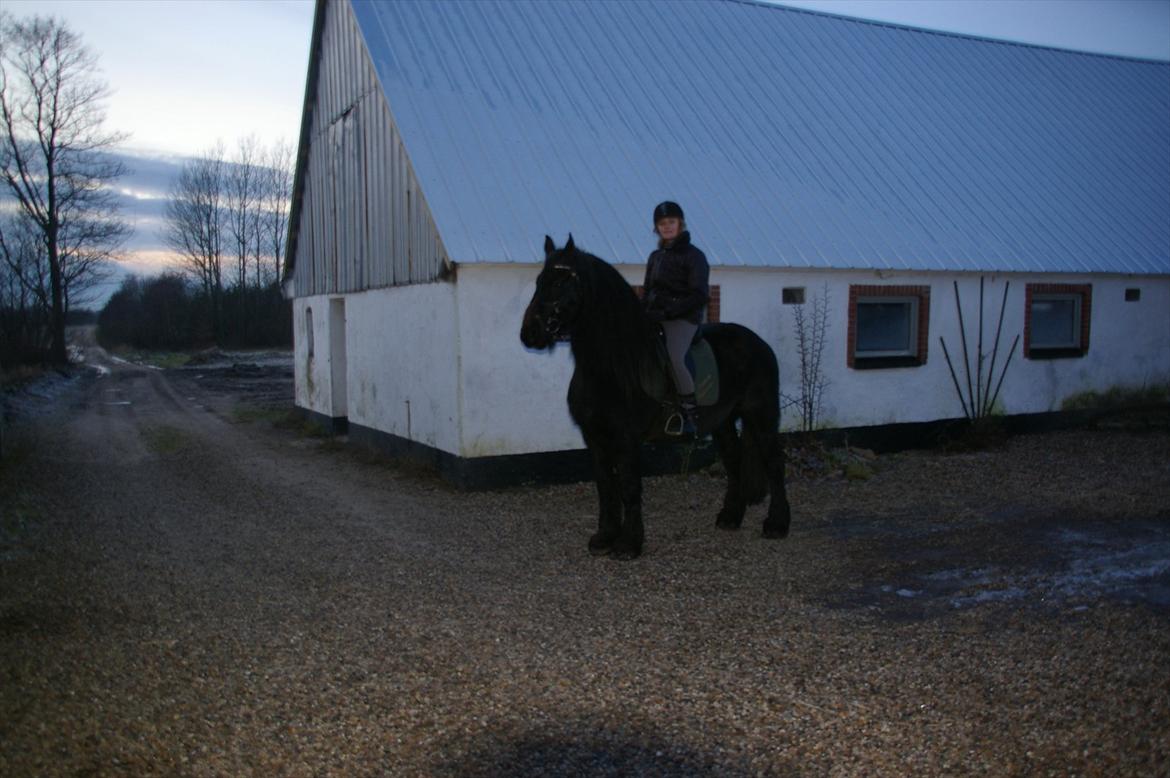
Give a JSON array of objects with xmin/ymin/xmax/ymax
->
[
  {"xmin": 293, "ymin": 296, "xmax": 336, "ymax": 419},
  {"xmin": 453, "ymin": 266, "xmax": 1170, "ymax": 450},
  {"xmin": 714, "ymin": 269, "xmax": 1170, "ymax": 429},
  {"xmin": 455, "ymin": 264, "xmax": 580, "ymax": 456},
  {"xmin": 294, "ymin": 284, "xmax": 460, "ymax": 450},
  {"xmin": 344, "ymin": 283, "xmax": 460, "ymax": 453},
  {"xmin": 295, "ymin": 268, "xmax": 1169, "ymax": 458}
]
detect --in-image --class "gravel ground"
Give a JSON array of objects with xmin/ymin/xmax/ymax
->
[{"xmin": 1, "ymin": 343, "xmax": 1168, "ymax": 776}]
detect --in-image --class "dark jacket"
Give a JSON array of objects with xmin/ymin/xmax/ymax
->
[{"xmin": 642, "ymin": 231, "xmax": 710, "ymax": 324}]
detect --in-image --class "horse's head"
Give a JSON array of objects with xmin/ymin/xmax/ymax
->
[{"xmin": 520, "ymin": 235, "xmax": 585, "ymax": 350}]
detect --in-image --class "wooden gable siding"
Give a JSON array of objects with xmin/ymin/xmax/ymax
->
[{"xmin": 291, "ymin": 0, "xmax": 449, "ymax": 297}]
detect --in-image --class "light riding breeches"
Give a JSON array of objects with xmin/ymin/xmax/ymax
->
[{"xmin": 662, "ymin": 319, "xmax": 698, "ymax": 396}]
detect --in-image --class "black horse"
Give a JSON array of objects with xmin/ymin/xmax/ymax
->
[{"xmin": 520, "ymin": 236, "xmax": 791, "ymax": 559}]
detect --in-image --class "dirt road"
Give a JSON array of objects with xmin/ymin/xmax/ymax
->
[{"xmin": 2, "ymin": 343, "xmax": 1168, "ymax": 775}]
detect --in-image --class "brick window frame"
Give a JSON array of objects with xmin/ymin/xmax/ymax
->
[
  {"xmin": 847, "ymin": 285, "xmax": 931, "ymax": 369},
  {"xmin": 634, "ymin": 285, "xmax": 720, "ymax": 323},
  {"xmin": 1024, "ymin": 283, "xmax": 1091, "ymax": 359}
]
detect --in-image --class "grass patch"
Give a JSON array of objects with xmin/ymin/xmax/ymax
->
[
  {"xmin": 783, "ymin": 435, "xmax": 879, "ymax": 480},
  {"xmin": 299, "ymin": 419, "xmax": 330, "ymax": 438},
  {"xmin": 256, "ymin": 405, "xmax": 331, "ymax": 438},
  {"xmin": 1, "ymin": 490, "xmax": 42, "ymax": 536},
  {"xmin": 232, "ymin": 405, "xmax": 294, "ymax": 426},
  {"xmin": 1, "ymin": 364, "xmax": 48, "ymax": 388},
  {"xmin": 141, "ymin": 424, "xmax": 189, "ymax": 454},
  {"xmin": 1061, "ymin": 384, "xmax": 1169, "ymax": 411},
  {"xmin": 107, "ymin": 347, "xmax": 191, "ymax": 369},
  {"xmin": 0, "ymin": 426, "xmax": 36, "ymax": 472},
  {"xmin": 1, "ymin": 434, "xmax": 43, "ymax": 554}
]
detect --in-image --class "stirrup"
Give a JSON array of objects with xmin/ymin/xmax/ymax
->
[{"xmin": 664, "ymin": 408, "xmax": 698, "ymax": 437}]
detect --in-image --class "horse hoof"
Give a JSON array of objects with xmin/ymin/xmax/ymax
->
[
  {"xmin": 610, "ymin": 540, "xmax": 642, "ymax": 560},
  {"xmin": 716, "ymin": 510, "xmax": 744, "ymax": 531},
  {"xmin": 588, "ymin": 533, "xmax": 616, "ymax": 556},
  {"xmin": 762, "ymin": 524, "xmax": 790, "ymax": 539}
]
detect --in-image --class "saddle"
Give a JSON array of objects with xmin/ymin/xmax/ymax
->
[{"xmin": 641, "ymin": 327, "xmax": 721, "ymax": 436}]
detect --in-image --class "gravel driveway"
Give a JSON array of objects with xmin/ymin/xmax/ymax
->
[{"xmin": 2, "ymin": 343, "xmax": 1168, "ymax": 776}]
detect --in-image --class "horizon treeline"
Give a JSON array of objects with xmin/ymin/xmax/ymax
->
[
  {"xmin": 98, "ymin": 272, "xmax": 291, "ymax": 353},
  {"xmin": 98, "ymin": 135, "xmax": 296, "ymax": 354}
]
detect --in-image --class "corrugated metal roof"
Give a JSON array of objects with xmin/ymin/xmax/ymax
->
[{"xmin": 347, "ymin": 0, "xmax": 1170, "ymax": 274}]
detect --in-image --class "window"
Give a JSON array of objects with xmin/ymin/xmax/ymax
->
[
  {"xmin": 782, "ymin": 287, "xmax": 805, "ymax": 305},
  {"xmin": 1030, "ymin": 295, "xmax": 1081, "ymax": 347},
  {"xmin": 1125, "ymin": 288, "xmax": 1141, "ymax": 302},
  {"xmin": 1025, "ymin": 284, "xmax": 1091, "ymax": 359},
  {"xmin": 848, "ymin": 285, "xmax": 930, "ymax": 368}
]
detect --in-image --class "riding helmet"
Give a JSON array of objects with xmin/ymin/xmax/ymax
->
[{"xmin": 653, "ymin": 200, "xmax": 684, "ymax": 225}]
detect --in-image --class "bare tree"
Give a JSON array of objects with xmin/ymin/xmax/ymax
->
[
  {"xmin": 787, "ymin": 284, "xmax": 830, "ymax": 433},
  {"xmin": 163, "ymin": 143, "xmax": 226, "ymax": 341},
  {"xmin": 261, "ymin": 140, "xmax": 294, "ymax": 285},
  {"xmin": 0, "ymin": 212, "xmax": 49, "ymax": 311},
  {"xmin": 161, "ymin": 138, "xmax": 294, "ymax": 347},
  {"xmin": 0, "ymin": 212, "xmax": 51, "ymax": 360},
  {"xmin": 59, "ymin": 198, "xmax": 127, "ymax": 311},
  {"xmin": 226, "ymin": 136, "xmax": 262, "ymax": 340},
  {"xmin": 0, "ymin": 12, "xmax": 128, "ymax": 363}
]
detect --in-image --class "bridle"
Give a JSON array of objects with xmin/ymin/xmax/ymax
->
[{"xmin": 541, "ymin": 263, "xmax": 579, "ymax": 340}]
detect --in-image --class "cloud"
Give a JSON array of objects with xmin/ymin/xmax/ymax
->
[
  {"xmin": 6, "ymin": 147, "xmax": 289, "ymax": 310},
  {"xmin": 75, "ymin": 150, "xmax": 188, "ymax": 308},
  {"xmin": 104, "ymin": 150, "xmax": 184, "ymax": 259}
]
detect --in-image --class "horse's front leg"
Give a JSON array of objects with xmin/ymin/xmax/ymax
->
[
  {"xmin": 611, "ymin": 435, "xmax": 644, "ymax": 560},
  {"xmin": 586, "ymin": 439, "xmax": 622, "ymax": 556}
]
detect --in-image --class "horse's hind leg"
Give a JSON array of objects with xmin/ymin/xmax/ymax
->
[
  {"xmin": 761, "ymin": 430, "xmax": 791, "ymax": 539},
  {"xmin": 739, "ymin": 407, "xmax": 790, "ymax": 539},
  {"xmin": 713, "ymin": 416, "xmax": 746, "ymax": 530}
]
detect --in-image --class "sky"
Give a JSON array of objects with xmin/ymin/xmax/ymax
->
[
  {"xmin": 5, "ymin": 0, "xmax": 314, "ymax": 159},
  {"xmin": 3, "ymin": 0, "xmax": 1168, "ymax": 305},
  {"xmin": 776, "ymin": 0, "xmax": 1170, "ymax": 60}
]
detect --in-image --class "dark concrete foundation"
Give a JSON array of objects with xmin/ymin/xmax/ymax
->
[{"xmin": 296, "ymin": 405, "xmax": 1168, "ymax": 490}]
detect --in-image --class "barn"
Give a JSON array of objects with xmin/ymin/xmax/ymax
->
[{"xmin": 282, "ymin": 0, "xmax": 1170, "ymax": 487}]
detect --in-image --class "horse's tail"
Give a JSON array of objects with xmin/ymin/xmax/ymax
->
[{"xmin": 740, "ymin": 421, "xmax": 771, "ymax": 506}]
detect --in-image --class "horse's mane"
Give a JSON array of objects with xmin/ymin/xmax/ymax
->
[{"xmin": 557, "ymin": 246, "xmax": 657, "ymax": 396}]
